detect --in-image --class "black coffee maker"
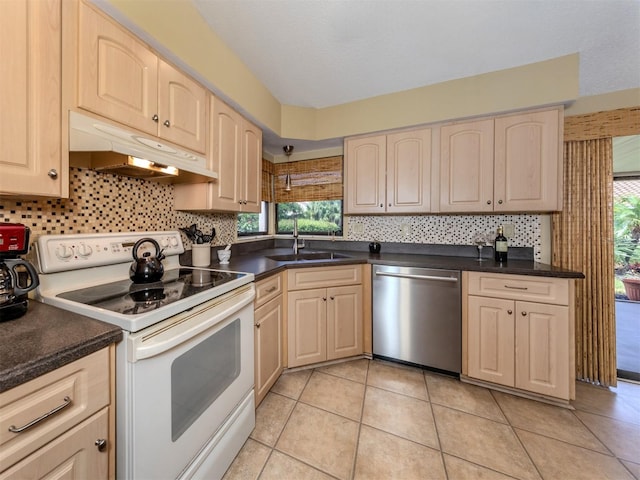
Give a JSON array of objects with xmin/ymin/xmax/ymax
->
[{"xmin": 0, "ymin": 224, "xmax": 40, "ymax": 321}]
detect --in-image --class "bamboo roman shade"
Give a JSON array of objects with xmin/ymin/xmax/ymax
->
[
  {"xmin": 274, "ymin": 156, "xmax": 343, "ymax": 203},
  {"xmin": 262, "ymin": 158, "xmax": 275, "ymax": 203}
]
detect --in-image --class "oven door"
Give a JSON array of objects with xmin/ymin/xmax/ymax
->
[{"xmin": 121, "ymin": 285, "xmax": 255, "ymax": 480}]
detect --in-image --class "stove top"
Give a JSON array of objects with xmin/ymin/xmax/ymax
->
[
  {"xmin": 34, "ymin": 231, "xmax": 255, "ymax": 332},
  {"xmin": 57, "ymin": 268, "xmax": 244, "ymax": 316}
]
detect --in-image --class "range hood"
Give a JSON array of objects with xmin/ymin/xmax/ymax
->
[{"xmin": 69, "ymin": 111, "xmax": 217, "ymax": 183}]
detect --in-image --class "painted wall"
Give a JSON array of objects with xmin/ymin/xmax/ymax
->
[{"xmin": 99, "ymin": 0, "xmax": 582, "ymax": 141}]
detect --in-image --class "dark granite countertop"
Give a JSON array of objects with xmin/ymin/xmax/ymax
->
[
  {"xmin": 0, "ymin": 301, "xmax": 122, "ymax": 393},
  {"xmin": 183, "ymin": 241, "xmax": 584, "ymax": 282}
]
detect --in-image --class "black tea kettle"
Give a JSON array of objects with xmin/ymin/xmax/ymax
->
[{"xmin": 129, "ymin": 238, "xmax": 165, "ymax": 283}]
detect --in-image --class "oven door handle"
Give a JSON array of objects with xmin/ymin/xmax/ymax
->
[{"xmin": 128, "ymin": 286, "xmax": 255, "ymax": 362}]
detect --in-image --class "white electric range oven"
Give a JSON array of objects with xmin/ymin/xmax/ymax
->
[{"xmin": 35, "ymin": 231, "xmax": 255, "ymax": 480}]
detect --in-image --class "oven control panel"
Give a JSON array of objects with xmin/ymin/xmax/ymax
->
[{"xmin": 36, "ymin": 231, "xmax": 185, "ymax": 273}]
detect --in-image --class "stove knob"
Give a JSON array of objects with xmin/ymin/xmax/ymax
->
[
  {"xmin": 169, "ymin": 237, "xmax": 179, "ymax": 247},
  {"xmin": 56, "ymin": 244, "xmax": 74, "ymax": 260},
  {"xmin": 77, "ymin": 243, "xmax": 93, "ymax": 258},
  {"xmin": 160, "ymin": 238, "xmax": 169, "ymax": 248}
]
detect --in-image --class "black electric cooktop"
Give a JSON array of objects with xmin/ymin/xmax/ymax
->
[{"xmin": 57, "ymin": 268, "xmax": 244, "ymax": 316}]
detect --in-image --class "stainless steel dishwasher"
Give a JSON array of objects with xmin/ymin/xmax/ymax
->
[{"xmin": 372, "ymin": 265, "xmax": 461, "ymax": 373}]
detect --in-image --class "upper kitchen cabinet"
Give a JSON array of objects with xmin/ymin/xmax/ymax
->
[
  {"xmin": 0, "ymin": 0, "xmax": 66, "ymax": 198},
  {"xmin": 174, "ymin": 97, "xmax": 262, "ymax": 213},
  {"xmin": 439, "ymin": 107, "xmax": 563, "ymax": 213},
  {"xmin": 344, "ymin": 128, "xmax": 432, "ymax": 214},
  {"xmin": 75, "ymin": 1, "xmax": 207, "ymax": 154},
  {"xmin": 494, "ymin": 109, "xmax": 562, "ymax": 212}
]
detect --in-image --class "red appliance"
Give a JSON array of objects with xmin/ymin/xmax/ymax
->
[
  {"xmin": 0, "ymin": 224, "xmax": 40, "ymax": 321},
  {"xmin": 0, "ymin": 223, "xmax": 30, "ymax": 256}
]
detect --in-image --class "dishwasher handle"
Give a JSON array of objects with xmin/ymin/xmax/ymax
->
[{"xmin": 374, "ymin": 271, "xmax": 458, "ymax": 283}]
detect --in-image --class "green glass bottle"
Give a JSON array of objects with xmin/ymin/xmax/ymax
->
[{"xmin": 494, "ymin": 225, "xmax": 508, "ymax": 263}]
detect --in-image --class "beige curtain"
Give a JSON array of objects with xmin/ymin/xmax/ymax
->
[{"xmin": 552, "ymin": 138, "xmax": 616, "ymax": 386}]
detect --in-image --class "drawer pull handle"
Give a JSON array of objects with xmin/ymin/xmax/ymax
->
[
  {"xmin": 264, "ymin": 286, "xmax": 277, "ymax": 293},
  {"xmin": 8, "ymin": 396, "xmax": 72, "ymax": 433},
  {"xmin": 504, "ymin": 285, "xmax": 528, "ymax": 290}
]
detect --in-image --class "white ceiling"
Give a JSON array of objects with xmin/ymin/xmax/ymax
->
[{"xmin": 191, "ymin": 0, "xmax": 640, "ymax": 154}]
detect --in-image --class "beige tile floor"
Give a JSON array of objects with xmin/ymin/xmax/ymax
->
[{"xmin": 223, "ymin": 359, "xmax": 640, "ymax": 480}]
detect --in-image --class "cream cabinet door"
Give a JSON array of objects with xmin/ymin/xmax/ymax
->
[
  {"xmin": 494, "ymin": 109, "xmax": 561, "ymax": 211},
  {"xmin": 77, "ymin": 1, "xmax": 158, "ymax": 137},
  {"xmin": 240, "ymin": 119, "xmax": 263, "ymax": 213},
  {"xmin": 344, "ymin": 135, "xmax": 386, "ymax": 214},
  {"xmin": 254, "ymin": 295, "xmax": 284, "ymax": 406},
  {"xmin": 515, "ymin": 301, "xmax": 570, "ymax": 399},
  {"xmin": 467, "ymin": 295, "xmax": 515, "ymax": 387},
  {"xmin": 326, "ymin": 285, "xmax": 363, "ymax": 360},
  {"xmin": 288, "ymin": 289, "xmax": 327, "ymax": 367},
  {"xmin": 0, "ymin": 409, "xmax": 109, "ymax": 480},
  {"xmin": 0, "ymin": 0, "xmax": 64, "ymax": 198},
  {"xmin": 208, "ymin": 97, "xmax": 242, "ymax": 211},
  {"xmin": 386, "ymin": 129, "xmax": 432, "ymax": 213},
  {"xmin": 157, "ymin": 60, "xmax": 207, "ymax": 154},
  {"xmin": 439, "ymin": 119, "xmax": 494, "ymax": 212}
]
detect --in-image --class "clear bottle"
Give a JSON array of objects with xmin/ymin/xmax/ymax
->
[{"xmin": 494, "ymin": 225, "xmax": 508, "ymax": 263}]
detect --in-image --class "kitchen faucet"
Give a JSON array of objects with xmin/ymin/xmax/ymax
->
[{"xmin": 292, "ymin": 217, "xmax": 305, "ymax": 255}]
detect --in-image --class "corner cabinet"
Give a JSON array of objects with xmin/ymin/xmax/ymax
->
[
  {"xmin": 344, "ymin": 128, "xmax": 432, "ymax": 214},
  {"xmin": 75, "ymin": 1, "xmax": 207, "ymax": 154},
  {"xmin": 254, "ymin": 274, "xmax": 284, "ymax": 407},
  {"xmin": 174, "ymin": 97, "xmax": 262, "ymax": 213},
  {"xmin": 462, "ymin": 272, "xmax": 574, "ymax": 402},
  {"xmin": 0, "ymin": 347, "xmax": 115, "ymax": 479},
  {"xmin": 0, "ymin": 0, "xmax": 66, "ymax": 198},
  {"xmin": 287, "ymin": 266, "xmax": 363, "ymax": 368},
  {"xmin": 439, "ymin": 107, "xmax": 562, "ymax": 213}
]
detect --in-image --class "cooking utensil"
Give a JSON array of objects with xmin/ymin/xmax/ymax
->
[{"xmin": 129, "ymin": 238, "xmax": 165, "ymax": 283}]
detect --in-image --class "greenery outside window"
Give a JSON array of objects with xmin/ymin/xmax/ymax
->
[
  {"xmin": 238, "ymin": 201, "xmax": 269, "ymax": 236},
  {"xmin": 276, "ymin": 200, "xmax": 342, "ymax": 235}
]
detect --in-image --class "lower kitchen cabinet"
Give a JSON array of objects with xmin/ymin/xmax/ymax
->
[
  {"xmin": 287, "ymin": 266, "xmax": 363, "ymax": 368},
  {"xmin": 464, "ymin": 272, "xmax": 574, "ymax": 401},
  {"xmin": 254, "ymin": 274, "xmax": 284, "ymax": 406},
  {"xmin": 0, "ymin": 347, "xmax": 115, "ymax": 479}
]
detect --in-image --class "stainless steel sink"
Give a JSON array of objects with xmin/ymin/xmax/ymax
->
[{"xmin": 266, "ymin": 252, "xmax": 350, "ymax": 262}]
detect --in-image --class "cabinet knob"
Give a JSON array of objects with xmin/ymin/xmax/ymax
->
[
  {"xmin": 47, "ymin": 169, "xmax": 58, "ymax": 179},
  {"xmin": 323, "ymin": 297, "xmax": 327, "ymax": 301},
  {"xmin": 486, "ymin": 200, "xmax": 492, "ymax": 205},
  {"xmin": 521, "ymin": 311, "xmax": 527, "ymax": 316},
  {"xmin": 255, "ymin": 323, "xmax": 260, "ymax": 329},
  {"xmin": 163, "ymin": 120, "xmax": 171, "ymax": 127},
  {"xmin": 498, "ymin": 199, "xmax": 503, "ymax": 205},
  {"xmin": 380, "ymin": 203, "xmax": 383, "ymax": 208},
  {"xmin": 388, "ymin": 203, "xmax": 391, "ymax": 207},
  {"xmin": 95, "ymin": 439, "xmax": 107, "ymax": 452},
  {"xmin": 152, "ymin": 114, "xmax": 159, "ymax": 122},
  {"xmin": 507, "ymin": 309, "xmax": 513, "ymax": 315}
]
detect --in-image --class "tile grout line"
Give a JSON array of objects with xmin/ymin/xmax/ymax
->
[
  {"xmin": 348, "ymin": 360, "xmax": 370, "ymax": 480},
  {"xmin": 489, "ymin": 389, "xmax": 545, "ymax": 480},
  {"xmin": 423, "ymin": 371, "xmax": 449, "ymax": 479}
]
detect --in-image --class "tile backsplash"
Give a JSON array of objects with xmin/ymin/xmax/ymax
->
[
  {"xmin": 0, "ymin": 167, "xmax": 237, "ymax": 248},
  {"xmin": 345, "ymin": 214, "xmax": 542, "ymax": 260},
  {"xmin": 1, "ymin": 167, "xmax": 541, "ymax": 259}
]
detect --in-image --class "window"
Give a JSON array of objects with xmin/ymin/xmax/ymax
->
[
  {"xmin": 237, "ymin": 201, "xmax": 269, "ymax": 236},
  {"xmin": 276, "ymin": 200, "xmax": 342, "ymax": 235}
]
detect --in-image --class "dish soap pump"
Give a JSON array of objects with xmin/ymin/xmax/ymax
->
[{"xmin": 494, "ymin": 225, "xmax": 508, "ymax": 263}]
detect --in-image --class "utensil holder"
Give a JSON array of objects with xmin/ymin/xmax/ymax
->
[{"xmin": 192, "ymin": 244, "xmax": 211, "ymax": 267}]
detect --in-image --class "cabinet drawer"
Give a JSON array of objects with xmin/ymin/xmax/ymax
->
[
  {"xmin": 467, "ymin": 272, "xmax": 569, "ymax": 305},
  {"xmin": 288, "ymin": 265, "xmax": 362, "ymax": 291},
  {"xmin": 0, "ymin": 408, "xmax": 109, "ymax": 480},
  {"xmin": 255, "ymin": 273, "xmax": 283, "ymax": 308},
  {"xmin": 0, "ymin": 348, "xmax": 110, "ymax": 470}
]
